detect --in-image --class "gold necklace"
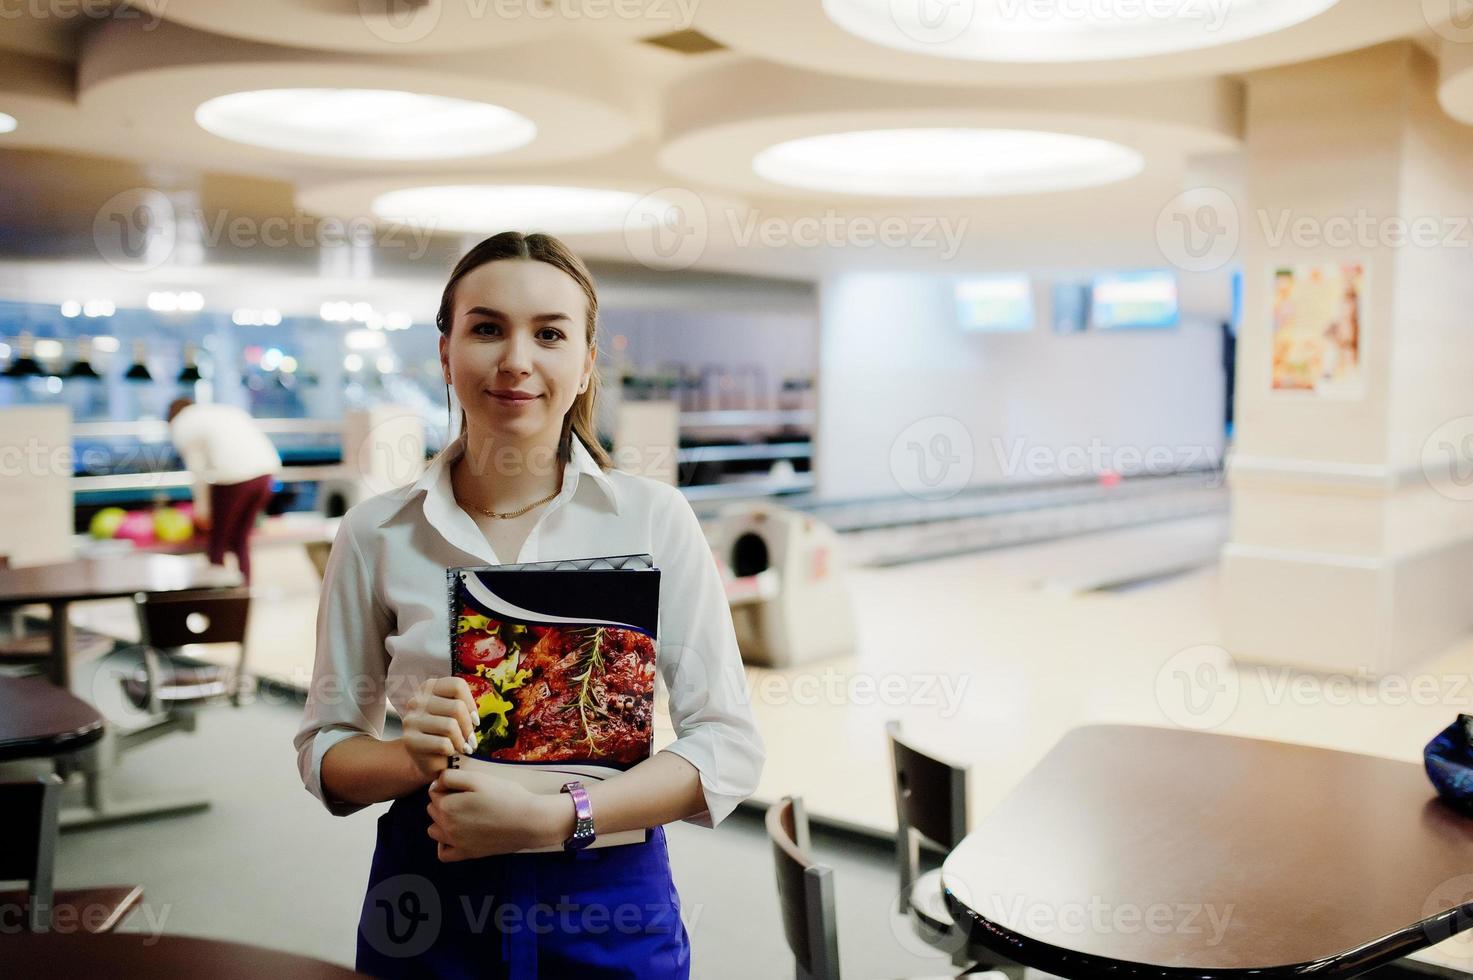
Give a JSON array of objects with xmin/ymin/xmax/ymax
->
[{"xmin": 463, "ymin": 475, "xmax": 563, "ymax": 520}]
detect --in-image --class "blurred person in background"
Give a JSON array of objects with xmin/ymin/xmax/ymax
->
[{"xmin": 167, "ymin": 397, "xmax": 281, "ymax": 584}]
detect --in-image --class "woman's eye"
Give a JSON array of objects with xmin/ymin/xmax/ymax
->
[
  {"xmin": 537, "ymin": 328, "xmax": 565, "ymax": 342},
  {"xmin": 473, "ymin": 322, "xmax": 500, "ymax": 336}
]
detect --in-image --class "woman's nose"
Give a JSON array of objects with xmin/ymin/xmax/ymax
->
[{"xmin": 497, "ymin": 333, "xmax": 533, "ymax": 375}]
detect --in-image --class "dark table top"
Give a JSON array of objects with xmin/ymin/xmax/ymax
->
[
  {"xmin": 0, "ymin": 674, "xmax": 104, "ymax": 761},
  {"xmin": 0, "ymin": 552, "xmax": 240, "ymax": 605},
  {"xmin": 2, "ymin": 933, "xmax": 365, "ymax": 978},
  {"xmin": 942, "ymin": 724, "xmax": 1473, "ymax": 978}
]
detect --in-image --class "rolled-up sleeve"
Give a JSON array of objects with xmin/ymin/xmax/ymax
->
[
  {"xmin": 653, "ymin": 486, "xmax": 765, "ymax": 829},
  {"xmin": 292, "ymin": 510, "xmax": 392, "ymax": 816}
]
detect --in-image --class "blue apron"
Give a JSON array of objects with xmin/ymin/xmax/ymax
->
[{"xmin": 355, "ymin": 786, "xmax": 691, "ymax": 979}]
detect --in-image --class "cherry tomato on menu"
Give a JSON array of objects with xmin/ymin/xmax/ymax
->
[{"xmin": 455, "ymin": 631, "xmax": 508, "ymax": 673}]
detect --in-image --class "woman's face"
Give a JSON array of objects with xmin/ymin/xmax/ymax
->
[{"xmin": 440, "ymin": 259, "xmax": 593, "ymax": 455}]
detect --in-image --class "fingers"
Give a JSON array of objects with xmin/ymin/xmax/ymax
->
[
  {"xmin": 428, "ymin": 676, "xmax": 477, "ymax": 719},
  {"xmin": 408, "ymin": 715, "xmax": 470, "ymax": 755},
  {"xmin": 424, "ymin": 695, "xmax": 476, "ymax": 744},
  {"xmin": 434, "ymin": 768, "xmax": 473, "ymax": 792},
  {"xmin": 403, "ymin": 729, "xmax": 457, "ymax": 763}
]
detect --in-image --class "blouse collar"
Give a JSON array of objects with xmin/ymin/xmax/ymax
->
[{"xmin": 377, "ymin": 432, "xmax": 619, "ymax": 560}]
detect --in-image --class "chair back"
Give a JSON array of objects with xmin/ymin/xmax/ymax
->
[
  {"xmin": 887, "ymin": 720, "xmax": 969, "ymax": 905},
  {"xmin": 135, "ymin": 587, "xmax": 251, "ymax": 649},
  {"xmin": 0, "ymin": 775, "xmax": 62, "ymax": 931},
  {"xmin": 766, "ymin": 796, "xmax": 840, "ymax": 980}
]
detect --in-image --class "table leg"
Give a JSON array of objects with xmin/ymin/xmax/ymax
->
[
  {"xmin": 57, "ymin": 731, "xmax": 211, "ymax": 831},
  {"xmin": 47, "ymin": 600, "xmax": 72, "ymax": 689}
]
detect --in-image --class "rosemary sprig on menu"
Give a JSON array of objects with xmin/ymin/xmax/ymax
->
[{"xmin": 566, "ymin": 627, "xmax": 607, "ymax": 753}]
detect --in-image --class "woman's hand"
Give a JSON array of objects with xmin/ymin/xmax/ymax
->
[
  {"xmin": 400, "ymin": 677, "xmax": 478, "ymax": 782},
  {"xmin": 426, "ymin": 768, "xmax": 570, "ymax": 861}
]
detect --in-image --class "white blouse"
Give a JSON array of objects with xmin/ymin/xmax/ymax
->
[{"xmin": 293, "ymin": 433, "xmax": 765, "ymax": 829}]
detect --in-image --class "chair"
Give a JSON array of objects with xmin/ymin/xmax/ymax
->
[
  {"xmin": 0, "ymin": 775, "xmax": 143, "ymax": 932},
  {"xmin": 887, "ymin": 722, "xmax": 1019, "ymax": 976},
  {"xmin": 115, "ymin": 587, "xmax": 251, "ymax": 751},
  {"xmin": 766, "ymin": 796, "xmax": 1002, "ymax": 980}
]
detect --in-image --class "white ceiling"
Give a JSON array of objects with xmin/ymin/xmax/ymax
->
[{"xmin": 0, "ymin": 0, "xmax": 1463, "ymax": 284}]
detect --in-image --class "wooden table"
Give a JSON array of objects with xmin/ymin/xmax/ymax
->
[
  {"xmin": 2, "ymin": 933, "xmax": 365, "ymax": 978},
  {"xmin": 942, "ymin": 725, "xmax": 1473, "ymax": 978},
  {"xmin": 0, "ymin": 674, "xmax": 104, "ymax": 762},
  {"xmin": 0, "ymin": 552, "xmax": 240, "ymax": 688},
  {"xmin": 0, "ymin": 553, "xmax": 240, "ymax": 829}
]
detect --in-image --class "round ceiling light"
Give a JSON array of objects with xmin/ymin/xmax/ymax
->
[
  {"xmin": 370, "ymin": 185, "xmax": 673, "ymax": 235},
  {"xmin": 823, "ymin": 0, "xmax": 1342, "ymax": 62},
  {"xmin": 195, "ymin": 89, "xmax": 536, "ymax": 161},
  {"xmin": 0, "ymin": 112, "xmax": 16, "ymax": 135},
  {"xmin": 752, "ymin": 128, "xmax": 1144, "ymax": 196}
]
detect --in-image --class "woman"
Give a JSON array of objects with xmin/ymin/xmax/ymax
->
[
  {"xmin": 166, "ymin": 397, "xmax": 280, "ymax": 584},
  {"xmin": 293, "ymin": 232, "xmax": 765, "ymax": 978}
]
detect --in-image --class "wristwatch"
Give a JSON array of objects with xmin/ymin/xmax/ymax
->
[{"xmin": 560, "ymin": 781, "xmax": 596, "ymax": 851}]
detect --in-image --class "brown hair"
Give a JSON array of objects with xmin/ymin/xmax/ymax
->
[{"xmin": 435, "ymin": 231, "xmax": 610, "ymax": 471}]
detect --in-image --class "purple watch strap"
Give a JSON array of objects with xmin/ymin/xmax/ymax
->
[{"xmin": 560, "ymin": 781, "xmax": 595, "ymax": 850}]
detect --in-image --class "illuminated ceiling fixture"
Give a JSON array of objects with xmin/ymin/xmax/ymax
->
[
  {"xmin": 68, "ymin": 337, "xmax": 102, "ymax": 379},
  {"xmin": 752, "ymin": 128, "xmax": 1143, "ymax": 197},
  {"xmin": 824, "ymin": 0, "xmax": 1341, "ymax": 62},
  {"xmin": 124, "ymin": 340, "xmax": 153, "ymax": 382},
  {"xmin": 371, "ymin": 185, "xmax": 674, "ymax": 235},
  {"xmin": 0, "ymin": 113, "xmax": 16, "ymax": 135},
  {"xmin": 178, "ymin": 343, "xmax": 203, "ymax": 384},
  {"xmin": 195, "ymin": 89, "xmax": 537, "ymax": 161},
  {"xmin": 3, "ymin": 333, "xmax": 42, "ymax": 378}
]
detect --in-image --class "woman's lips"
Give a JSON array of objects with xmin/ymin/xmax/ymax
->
[{"xmin": 488, "ymin": 390, "xmax": 539, "ymax": 406}]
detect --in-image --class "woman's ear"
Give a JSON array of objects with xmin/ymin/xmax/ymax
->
[{"xmin": 439, "ymin": 332, "xmax": 451, "ymax": 384}]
